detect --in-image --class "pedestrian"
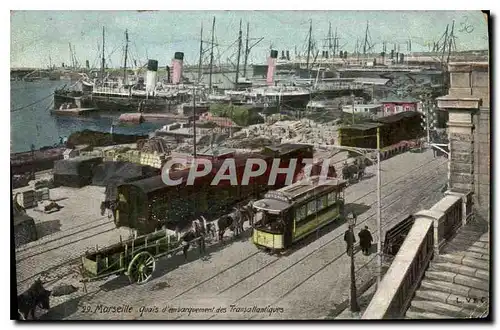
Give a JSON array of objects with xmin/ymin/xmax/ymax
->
[
  {"xmin": 344, "ymin": 227, "xmax": 356, "ymax": 256},
  {"xmin": 358, "ymin": 226, "xmax": 374, "ymax": 256},
  {"xmin": 432, "ymin": 146, "xmax": 437, "ymax": 158}
]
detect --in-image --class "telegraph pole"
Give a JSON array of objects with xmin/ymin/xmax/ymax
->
[
  {"xmin": 376, "ymin": 127, "xmax": 382, "ymax": 287},
  {"xmin": 192, "ymin": 86, "xmax": 197, "ymax": 158}
]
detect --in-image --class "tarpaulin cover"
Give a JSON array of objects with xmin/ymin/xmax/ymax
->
[
  {"xmin": 54, "ymin": 157, "xmax": 103, "ymax": 177},
  {"xmin": 93, "ymin": 161, "xmax": 159, "ymax": 201}
]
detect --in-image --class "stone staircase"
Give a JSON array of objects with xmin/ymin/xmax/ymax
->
[{"xmin": 405, "ymin": 224, "xmax": 490, "ymax": 319}]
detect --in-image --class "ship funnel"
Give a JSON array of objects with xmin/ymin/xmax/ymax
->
[
  {"xmin": 146, "ymin": 59, "xmax": 158, "ymax": 95},
  {"xmin": 286, "ymin": 50, "xmax": 290, "ymax": 60},
  {"xmin": 166, "ymin": 66, "xmax": 171, "ymax": 83},
  {"xmin": 266, "ymin": 50, "xmax": 278, "ymax": 86},
  {"xmin": 172, "ymin": 52, "xmax": 184, "ymax": 84}
]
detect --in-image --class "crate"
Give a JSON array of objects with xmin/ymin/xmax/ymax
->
[
  {"xmin": 34, "ymin": 188, "xmax": 50, "ymax": 202},
  {"xmin": 17, "ymin": 190, "xmax": 37, "ymax": 209}
]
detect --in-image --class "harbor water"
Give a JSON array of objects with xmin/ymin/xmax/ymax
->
[{"xmin": 10, "ymin": 80, "xmax": 167, "ymax": 154}]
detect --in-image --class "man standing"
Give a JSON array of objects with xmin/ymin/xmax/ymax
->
[
  {"xmin": 358, "ymin": 226, "xmax": 374, "ymax": 255},
  {"xmin": 344, "ymin": 227, "xmax": 356, "ymax": 256}
]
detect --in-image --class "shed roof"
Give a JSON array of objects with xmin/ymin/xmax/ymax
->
[
  {"xmin": 376, "ymin": 111, "xmax": 422, "ymax": 124},
  {"xmin": 353, "ymin": 78, "xmax": 390, "ymax": 86},
  {"xmin": 379, "ymin": 97, "xmax": 420, "ymax": 104},
  {"xmin": 339, "ymin": 122, "xmax": 382, "ymax": 131}
]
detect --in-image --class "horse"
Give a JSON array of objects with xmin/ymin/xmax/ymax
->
[
  {"xmin": 175, "ymin": 220, "xmax": 205, "ymax": 261},
  {"xmin": 342, "ymin": 163, "xmax": 359, "ymax": 182},
  {"xmin": 240, "ymin": 200, "xmax": 257, "ymax": 227},
  {"xmin": 217, "ymin": 207, "xmax": 244, "ymax": 242},
  {"xmin": 100, "ymin": 200, "xmax": 117, "ymax": 223},
  {"xmin": 17, "ymin": 279, "xmax": 51, "ymax": 320},
  {"xmin": 356, "ymin": 159, "xmax": 366, "ymax": 180}
]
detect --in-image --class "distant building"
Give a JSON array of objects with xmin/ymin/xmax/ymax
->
[
  {"xmin": 379, "ymin": 98, "xmax": 419, "ymax": 115},
  {"xmin": 342, "ymin": 103, "xmax": 383, "ymax": 116}
]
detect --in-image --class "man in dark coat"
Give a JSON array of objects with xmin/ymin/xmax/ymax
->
[
  {"xmin": 358, "ymin": 226, "xmax": 374, "ymax": 255},
  {"xmin": 344, "ymin": 228, "xmax": 356, "ymax": 256}
]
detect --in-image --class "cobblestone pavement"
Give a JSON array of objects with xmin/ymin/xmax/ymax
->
[{"xmin": 16, "ymin": 150, "xmax": 448, "ymax": 320}]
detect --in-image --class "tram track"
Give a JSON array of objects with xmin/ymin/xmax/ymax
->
[
  {"xmin": 16, "ymin": 219, "xmax": 115, "ymax": 261},
  {"xmin": 16, "ymin": 152, "xmax": 442, "ymax": 296},
  {"xmin": 166, "ymin": 155, "xmax": 446, "ymax": 314},
  {"xmin": 200, "ymin": 162, "xmax": 447, "ymax": 320}
]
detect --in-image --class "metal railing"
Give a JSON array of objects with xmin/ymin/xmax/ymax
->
[{"xmin": 362, "ymin": 217, "xmax": 434, "ymax": 319}]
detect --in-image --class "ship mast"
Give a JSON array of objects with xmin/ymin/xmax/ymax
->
[
  {"xmin": 123, "ymin": 29, "xmax": 129, "ymax": 84},
  {"xmin": 363, "ymin": 21, "xmax": 369, "ymax": 55},
  {"xmin": 101, "ymin": 27, "xmax": 106, "ymax": 82},
  {"xmin": 208, "ymin": 17, "xmax": 215, "ymax": 92},
  {"xmin": 235, "ymin": 19, "xmax": 243, "ymax": 88},
  {"xmin": 68, "ymin": 43, "xmax": 73, "ymax": 69},
  {"xmin": 198, "ymin": 23, "xmax": 203, "ymax": 83},
  {"xmin": 243, "ymin": 22, "xmax": 250, "ymax": 78},
  {"xmin": 306, "ymin": 20, "xmax": 312, "ymax": 70}
]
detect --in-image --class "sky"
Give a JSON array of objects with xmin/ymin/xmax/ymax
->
[{"xmin": 10, "ymin": 10, "xmax": 489, "ymax": 68}]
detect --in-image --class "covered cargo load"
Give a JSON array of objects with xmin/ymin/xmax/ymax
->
[{"xmin": 53, "ymin": 156, "xmax": 103, "ymax": 188}]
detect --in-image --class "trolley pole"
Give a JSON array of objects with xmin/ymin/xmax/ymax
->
[
  {"xmin": 376, "ymin": 127, "xmax": 382, "ymax": 287},
  {"xmin": 348, "ymin": 213, "xmax": 360, "ymax": 313},
  {"xmin": 193, "ymin": 86, "xmax": 197, "ymax": 158},
  {"xmin": 425, "ymin": 98, "xmax": 431, "ymax": 145}
]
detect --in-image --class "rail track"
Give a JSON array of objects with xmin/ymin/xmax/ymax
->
[
  {"xmin": 17, "ymin": 152, "xmax": 445, "ymax": 307},
  {"xmin": 157, "ymin": 156, "xmax": 448, "ymax": 318}
]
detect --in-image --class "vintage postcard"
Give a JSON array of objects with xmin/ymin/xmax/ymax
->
[{"xmin": 11, "ymin": 10, "xmax": 490, "ymax": 321}]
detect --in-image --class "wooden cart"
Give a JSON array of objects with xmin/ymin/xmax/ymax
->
[{"xmin": 80, "ymin": 230, "xmax": 200, "ymax": 285}]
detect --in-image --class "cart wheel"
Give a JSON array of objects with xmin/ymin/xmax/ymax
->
[{"xmin": 127, "ymin": 251, "xmax": 156, "ymax": 284}]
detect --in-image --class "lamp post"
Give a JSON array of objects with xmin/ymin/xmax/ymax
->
[{"xmin": 347, "ymin": 211, "xmax": 360, "ymax": 312}]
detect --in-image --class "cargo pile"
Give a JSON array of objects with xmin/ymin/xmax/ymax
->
[
  {"xmin": 53, "ymin": 156, "xmax": 103, "ymax": 188},
  {"xmin": 222, "ymin": 118, "xmax": 339, "ymax": 149},
  {"xmin": 66, "ymin": 130, "xmax": 148, "ymax": 148},
  {"xmin": 16, "ymin": 190, "xmax": 37, "ymax": 209}
]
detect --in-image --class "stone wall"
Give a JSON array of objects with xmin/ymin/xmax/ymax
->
[
  {"xmin": 437, "ymin": 62, "xmax": 490, "ymax": 221},
  {"xmin": 474, "ymin": 107, "xmax": 490, "ymax": 216}
]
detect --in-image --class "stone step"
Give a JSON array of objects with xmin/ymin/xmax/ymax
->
[
  {"xmin": 460, "ymin": 251, "xmax": 489, "ymax": 261},
  {"xmin": 430, "ymin": 262, "xmax": 489, "ymax": 281},
  {"xmin": 415, "ymin": 290, "xmax": 489, "ymax": 311},
  {"xmin": 434, "ymin": 254, "xmax": 489, "ymax": 270},
  {"xmin": 425, "ymin": 271, "xmax": 489, "ymax": 291},
  {"xmin": 405, "ymin": 309, "xmax": 454, "ymax": 319},
  {"xmin": 420, "ymin": 279, "xmax": 488, "ymax": 300},
  {"xmin": 410, "ymin": 300, "xmax": 475, "ymax": 318},
  {"xmin": 458, "ymin": 228, "xmax": 488, "ymax": 237},
  {"xmin": 466, "ymin": 246, "xmax": 489, "ymax": 255},
  {"xmin": 446, "ymin": 236, "xmax": 488, "ymax": 249}
]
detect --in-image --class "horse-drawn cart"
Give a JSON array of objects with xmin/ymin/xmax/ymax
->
[{"xmin": 79, "ymin": 229, "xmax": 200, "ymax": 285}]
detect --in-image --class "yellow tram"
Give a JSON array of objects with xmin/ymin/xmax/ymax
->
[{"xmin": 251, "ymin": 176, "xmax": 347, "ymax": 252}]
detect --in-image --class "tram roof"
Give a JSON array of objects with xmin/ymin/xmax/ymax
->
[
  {"xmin": 264, "ymin": 143, "xmax": 313, "ymax": 155},
  {"xmin": 277, "ymin": 176, "xmax": 347, "ymax": 200}
]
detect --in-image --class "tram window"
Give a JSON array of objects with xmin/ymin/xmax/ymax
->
[
  {"xmin": 307, "ymin": 200, "xmax": 317, "ymax": 215},
  {"xmin": 296, "ymin": 205, "xmax": 307, "ymax": 222},
  {"xmin": 317, "ymin": 195, "xmax": 327, "ymax": 211},
  {"xmin": 327, "ymin": 191, "xmax": 337, "ymax": 205}
]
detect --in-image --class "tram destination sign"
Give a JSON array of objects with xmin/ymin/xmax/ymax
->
[{"xmin": 264, "ymin": 191, "xmax": 290, "ymax": 203}]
